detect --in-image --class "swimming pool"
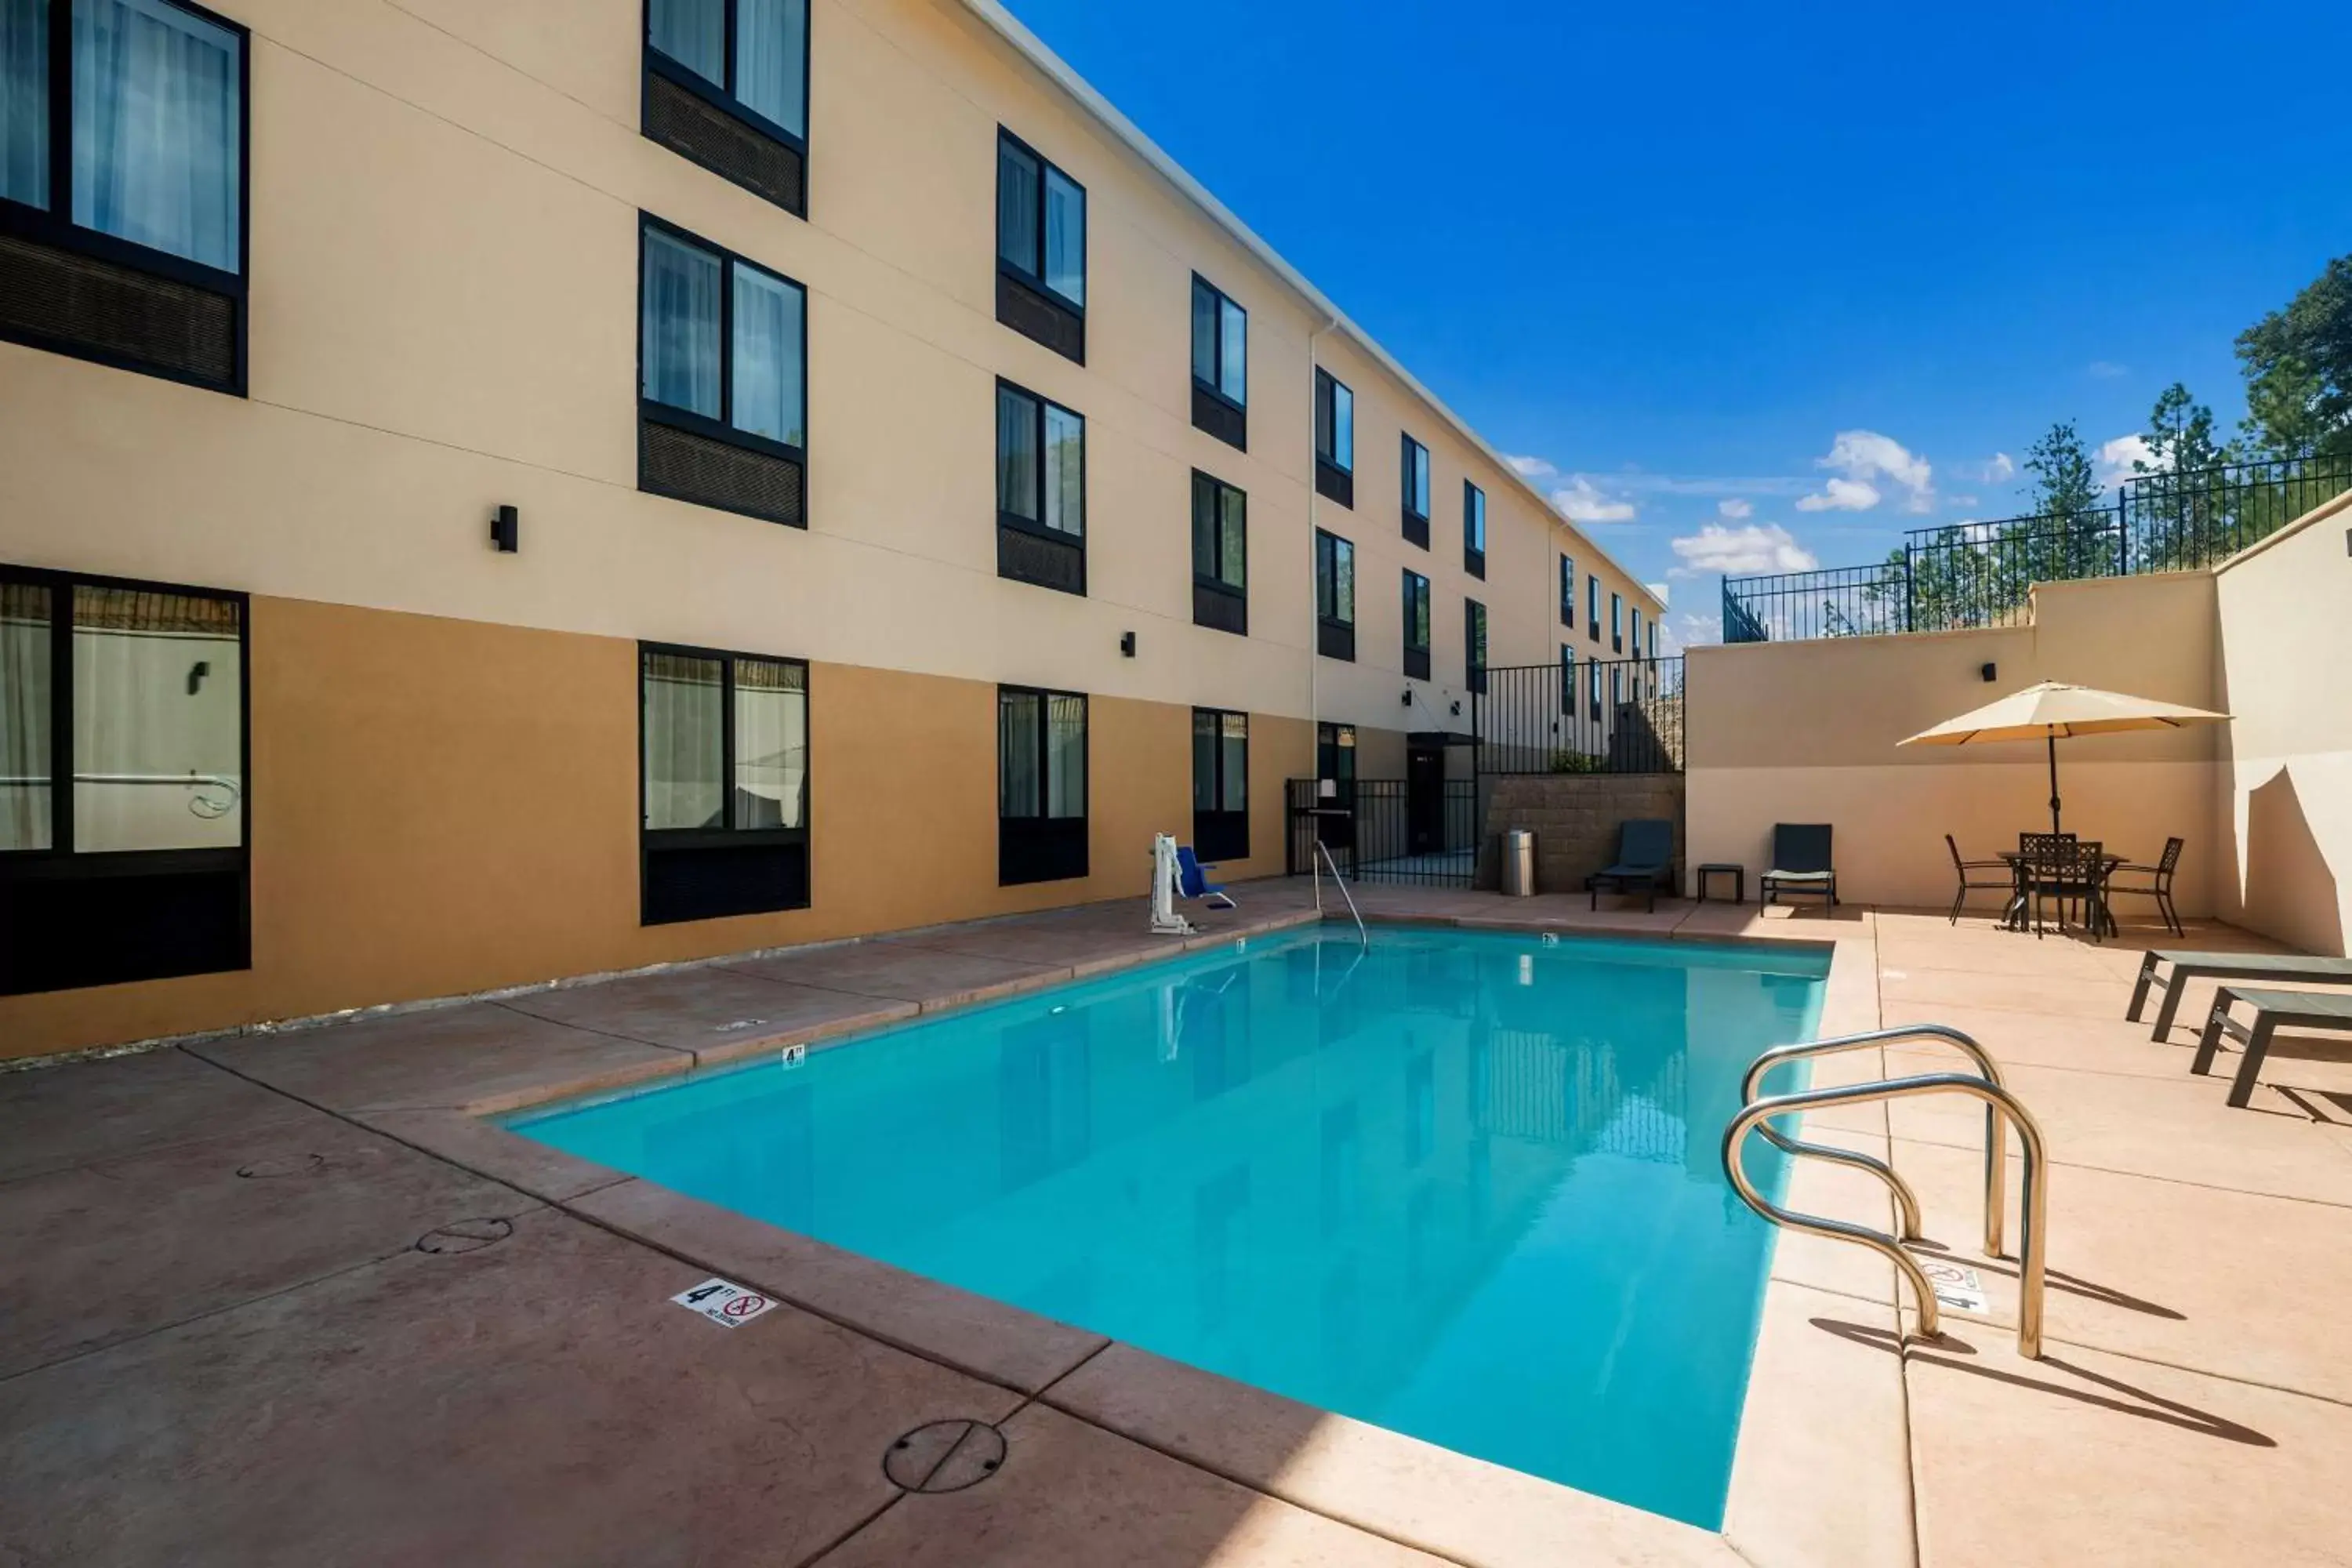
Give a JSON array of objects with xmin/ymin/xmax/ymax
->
[{"xmin": 510, "ymin": 926, "xmax": 1827, "ymax": 1527}]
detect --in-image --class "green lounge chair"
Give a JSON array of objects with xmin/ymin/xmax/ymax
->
[
  {"xmin": 1587, "ymin": 818, "xmax": 1675, "ymax": 912},
  {"xmin": 2191, "ymin": 986, "xmax": 2352, "ymax": 1108},
  {"xmin": 2127, "ymin": 950, "xmax": 2352, "ymax": 1041},
  {"xmin": 1761, "ymin": 823, "xmax": 1837, "ymax": 909}
]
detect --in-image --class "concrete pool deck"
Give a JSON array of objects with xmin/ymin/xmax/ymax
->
[{"xmin": 4, "ymin": 885, "xmax": 2349, "ymax": 1565}]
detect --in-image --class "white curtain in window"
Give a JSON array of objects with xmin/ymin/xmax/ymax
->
[
  {"xmin": 1043, "ymin": 167, "xmax": 1083, "ymax": 305},
  {"xmin": 731, "ymin": 658, "xmax": 805, "ymax": 830},
  {"xmin": 1043, "ymin": 405, "xmax": 1083, "ymax": 536},
  {"xmin": 642, "ymin": 228, "xmax": 722, "ymax": 418},
  {"xmin": 1191, "ymin": 711, "xmax": 1216, "ymax": 815},
  {"xmin": 996, "ymin": 141, "xmax": 1038, "ymax": 274},
  {"xmin": 72, "ymin": 0, "xmax": 240, "ymax": 271},
  {"xmin": 1219, "ymin": 713, "xmax": 1247, "ymax": 811},
  {"xmin": 996, "ymin": 387, "xmax": 1037, "ymax": 521},
  {"xmin": 735, "ymin": 0, "xmax": 806, "ymax": 136},
  {"xmin": 71, "ymin": 586, "xmax": 241, "ymax": 851},
  {"xmin": 998, "ymin": 691, "xmax": 1040, "ymax": 818},
  {"xmin": 643, "ymin": 652, "xmax": 723, "ymax": 829},
  {"xmin": 1046, "ymin": 695, "xmax": 1086, "ymax": 819},
  {"xmin": 0, "ymin": 582, "xmax": 51, "ymax": 851},
  {"xmin": 648, "ymin": 0, "xmax": 723, "ymax": 85},
  {"xmin": 1218, "ymin": 487, "xmax": 1245, "ymax": 589},
  {"xmin": 731, "ymin": 263, "xmax": 803, "ymax": 447},
  {"xmin": 0, "ymin": 0, "xmax": 46, "ymax": 208}
]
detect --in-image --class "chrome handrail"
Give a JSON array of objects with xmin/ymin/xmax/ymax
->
[
  {"xmin": 1740, "ymin": 1025, "xmax": 2008, "ymax": 1254},
  {"xmin": 1315, "ymin": 840, "xmax": 1368, "ymax": 950},
  {"xmin": 1725, "ymin": 1072, "xmax": 2051, "ymax": 1358}
]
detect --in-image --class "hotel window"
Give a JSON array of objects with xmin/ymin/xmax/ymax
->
[
  {"xmin": 1464, "ymin": 482, "xmax": 1486, "ymax": 578},
  {"xmin": 1399, "ymin": 434, "xmax": 1430, "ymax": 549},
  {"xmin": 0, "ymin": 0, "xmax": 248, "ymax": 392},
  {"xmin": 1611, "ymin": 591, "xmax": 1624, "ymax": 652},
  {"xmin": 1588, "ymin": 574, "xmax": 1601, "ymax": 641},
  {"xmin": 638, "ymin": 216, "xmax": 807, "ymax": 527},
  {"xmin": 640, "ymin": 645, "xmax": 809, "ymax": 925},
  {"xmin": 1192, "ymin": 709, "xmax": 1249, "ymax": 862},
  {"xmin": 996, "ymin": 379, "xmax": 1086, "ymax": 596},
  {"xmin": 1314, "ymin": 530, "xmax": 1355, "ymax": 662},
  {"xmin": 1191, "ymin": 471, "xmax": 1247, "ymax": 637},
  {"xmin": 999, "ymin": 687, "xmax": 1087, "ymax": 885},
  {"xmin": 1630, "ymin": 606, "xmax": 1642, "ymax": 659},
  {"xmin": 1588, "ymin": 658, "xmax": 1602, "ymax": 714},
  {"xmin": 996, "ymin": 129, "xmax": 1085, "ymax": 362},
  {"xmin": 1316, "ymin": 722, "xmax": 1356, "ymax": 793},
  {"xmin": 0, "ymin": 568, "xmax": 249, "ymax": 995},
  {"xmin": 1191, "ymin": 274, "xmax": 1247, "ymax": 449},
  {"xmin": 1648, "ymin": 620, "xmax": 1659, "ymax": 659},
  {"xmin": 1559, "ymin": 645, "xmax": 1575, "ymax": 716},
  {"xmin": 1559, "ymin": 556, "xmax": 1574, "ymax": 626},
  {"xmin": 1313, "ymin": 368, "xmax": 1354, "ymax": 507},
  {"xmin": 1465, "ymin": 598, "xmax": 1487, "ymax": 694},
  {"xmin": 1401, "ymin": 569, "xmax": 1431, "ymax": 681},
  {"xmin": 642, "ymin": 0, "xmax": 808, "ymax": 215}
]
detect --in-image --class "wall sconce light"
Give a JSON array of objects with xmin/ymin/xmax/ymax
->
[
  {"xmin": 1450, "ymin": 700, "xmax": 1461, "ymax": 716},
  {"xmin": 490, "ymin": 505, "xmax": 521, "ymax": 554},
  {"xmin": 1980, "ymin": 662, "xmax": 1998, "ymax": 683},
  {"xmin": 1120, "ymin": 631, "xmax": 1137, "ymax": 658},
  {"xmin": 185, "ymin": 660, "xmax": 210, "ymax": 695},
  {"xmin": 1400, "ymin": 688, "xmax": 1414, "ymax": 707}
]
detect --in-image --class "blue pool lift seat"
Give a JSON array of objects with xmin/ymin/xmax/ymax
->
[{"xmin": 1177, "ymin": 846, "xmax": 1238, "ymax": 910}]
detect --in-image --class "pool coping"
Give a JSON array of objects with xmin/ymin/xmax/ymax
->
[{"xmin": 382, "ymin": 904, "xmax": 1894, "ymax": 1568}]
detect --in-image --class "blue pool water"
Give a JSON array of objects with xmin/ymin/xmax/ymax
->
[{"xmin": 511, "ymin": 927, "xmax": 1825, "ymax": 1527}]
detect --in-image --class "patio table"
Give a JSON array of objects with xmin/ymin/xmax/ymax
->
[{"xmin": 1998, "ymin": 849, "xmax": 2122, "ymax": 937}]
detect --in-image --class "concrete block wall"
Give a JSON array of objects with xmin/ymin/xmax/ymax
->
[{"xmin": 1481, "ymin": 775, "xmax": 1687, "ymax": 897}]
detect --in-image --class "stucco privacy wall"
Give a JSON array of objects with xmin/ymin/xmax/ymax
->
[
  {"xmin": 1685, "ymin": 572, "xmax": 2223, "ymax": 911},
  {"xmin": 2212, "ymin": 490, "xmax": 2352, "ymax": 956},
  {"xmin": 0, "ymin": 598, "xmax": 1309, "ymax": 1061}
]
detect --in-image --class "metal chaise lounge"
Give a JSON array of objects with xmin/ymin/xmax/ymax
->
[
  {"xmin": 1760, "ymin": 823, "xmax": 1838, "ymax": 909},
  {"xmin": 2192, "ymin": 986, "xmax": 2352, "ymax": 1108},
  {"xmin": 2126, "ymin": 950, "xmax": 2352, "ymax": 1041},
  {"xmin": 1587, "ymin": 818, "xmax": 1676, "ymax": 913}
]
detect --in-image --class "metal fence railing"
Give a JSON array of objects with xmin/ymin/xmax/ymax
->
[
  {"xmin": 1474, "ymin": 656, "xmax": 1685, "ymax": 775},
  {"xmin": 1723, "ymin": 456, "xmax": 2352, "ymax": 643},
  {"xmin": 1285, "ymin": 778, "xmax": 1480, "ymax": 886}
]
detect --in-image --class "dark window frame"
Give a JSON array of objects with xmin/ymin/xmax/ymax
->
[
  {"xmin": 1313, "ymin": 368, "xmax": 1354, "ymax": 507},
  {"xmin": 1314, "ymin": 528, "xmax": 1355, "ymax": 662},
  {"xmin": 0, "ymin": 561, "xmax": 252, "ymax": 994},
  {"xmin": 1190, "ymin": 273, "xmax": 1247, "ymax": 450},
  {"xmin": 1588, "ymin": 573, "xmax": 1602, "ymax": 642},
  {"xmin": 1465, "ymin": 597, "xmax": 1488, "ymax": 694},
  {"xmin": 1559, "ymin": 554, "xmax": 1575, "ymax": 626},
  {"xmin": 1191, "ymin": 706, "xmax": 1250, "ymax": 862},
  {"xmin": 0, "ymin": 0, "xmax": 252, "ymax": 396},
  {"xmin": 1399, "ymin": 433, "xmax": 1430, "ymax": 549},
  {"xmin": 1611, "ymin": 590, "xmax": 1624, "ymax": 652},
  {"xmin": 641, "ymin": 0, "xmax": 811, "ymax": 216},
  {"xmin": 636, "ymin": 212, "xmax": 809, "ymax": 525},
  {"xmin": 1402, "ymin": 568, "xmax": 1431, "ymax": 681},
  {"xmin": 996, "ymin": 127, "xmax": 1086, "ymax": 363},
  {"xmin": 1191, "ymin": 470, "xmax": 1247, "ymax": 636},
  {"xmin": 1463, "ymin": 481, "xmax": 1486, "ymax": 578},
  {"xmin": 998, "ymin": 684, "xmax": 1089, "ymax": 886},
  {"xmin": 637, "ymin": 639, "xmax": 811, "ymax": 925},
  {"xmin": 1559, "ymin": 644, "xmax": 1575, "ymax": 716},
  {"xmin": 996, "ymin": 376, "xmax": 1087, "ymax": 595}
]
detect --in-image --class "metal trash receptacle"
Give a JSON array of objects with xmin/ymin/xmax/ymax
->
[{"xmin": 1501, "ymin": 829, "xmax": 1537, "ymax": 897}]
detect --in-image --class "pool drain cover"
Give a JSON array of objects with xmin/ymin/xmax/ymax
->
[
  {"xmin": 236, "ymin": 1152, "xmax": 327, "ymax": 1179},
  {"xmin": 884, "ymin": 1419, "xmax": 1007, "ymax": 1494},
  {"xmin": 416, "ymin": 1217, "xmax": 514, "ymax": 1254}
]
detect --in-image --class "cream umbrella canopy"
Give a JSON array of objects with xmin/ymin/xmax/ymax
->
[{"xmin": 1897, "ymin": 681, "xmax": 2231, "ymax": 837}]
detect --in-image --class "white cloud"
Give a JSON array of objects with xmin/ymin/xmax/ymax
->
[
  {"xmin": 1985, "ymin": 452, "xmax": 2015, "ymax": 483},
  {"xmin": 1795, "ymin": 476, "xmax": 1882, "ymax": 513},
  {"xmin": 1505, "ymin": 454, "xmax": 1558, "ymax": 480},
  {"xmin": 1644, "ymin": 582, "xmax": 1671, "ymax": 608},
  {"xmin": 1717, "ymin": 497, "xmax": 1753, "ymax": 520},
  {"xmin": 2088, "ymin": 361, "xmax": 2129, "ymax": 379},
  {"xmin": 1550, "ymin": 475, "xmax": 1638, "ymax": 524},
  {"xmin": 1669, "ymin": 524, "xmax": 1818, "ymax": 575},
  {"xmin": 2099, "ymin": 434, "xmax": 2161, "ymax": 484},
  {"xmin": 1662, "ymin": 612, "xmax": 1721, "ymax": 653}
]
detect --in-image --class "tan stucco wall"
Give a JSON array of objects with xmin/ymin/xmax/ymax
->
[
  {"xmin": 0, "ymin": 597, "xmax": 1308, "ymax": 1059},
  {"xmin": 1686, "ymin": 572, "xmax": 2223, "ymax": 910},
  {"xmin": 2212, "ymin": 491, "xmax": 2352, "ymax": 956}
]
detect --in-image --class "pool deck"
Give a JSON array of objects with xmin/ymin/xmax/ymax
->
[{"xmin": 5, "ymin": 884, "xmax": 2349, "ymax": 1565}]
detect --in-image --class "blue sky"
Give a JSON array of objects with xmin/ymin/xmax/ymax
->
[{"xmin": 1000, "ymin": 0, "xmax": 2352, "ymax": 646}]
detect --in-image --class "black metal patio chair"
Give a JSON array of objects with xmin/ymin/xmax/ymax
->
[
  {"xmin": 1944, "ymin": 833, "xmax": 2013, "ymax": 925},
  {"xmin": 2104, "ymin": 836, "xmax": 2185, "ymax": 937},
  {"xmin": 2020, "ymin": 834, "xmax": 2107, "ymax": 941}
]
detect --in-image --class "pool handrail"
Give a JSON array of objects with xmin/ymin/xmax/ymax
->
[
  {"xmin": 1315, "ymin": 840, "xmax": 1369, "ymax": 950},
  {"xmin": 1740, "ymin": 1025, "xmax": 2008, "ymax": 1256},
  {"xmin": 1724, "ymin": 1070, "xmax": 2051, "ymax": 1358}
]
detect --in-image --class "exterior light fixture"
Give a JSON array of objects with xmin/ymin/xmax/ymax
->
[
  {"xmin": 1120, "ymin": 631, "xmax": 1137, "ymax": 657},
  {"xmin": 490, "ymin": 505, "xmax": 520, "ymax": 554},
  {"xmin": 1400, "ymin": 689, "xmax": 1413, "ymax": 707},
  {"xmin": 1980, "ymin": 662, "xmax": 1998, "ymax": 683}
]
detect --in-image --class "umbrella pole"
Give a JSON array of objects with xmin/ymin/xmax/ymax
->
[{"xmin": 2048, "ymin": 732, "xmax": 2062, "ymax": 837}]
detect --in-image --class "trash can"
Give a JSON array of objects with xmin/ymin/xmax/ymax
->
[{"xmin": 1501, "ymin": 829, "xmax": 1537, "ymax": 897}]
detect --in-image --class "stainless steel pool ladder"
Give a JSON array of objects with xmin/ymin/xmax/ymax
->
[
  {"xmin": 1313, "ymin": 840, "xmax": 1369, "ymax": 950},
  {"xmin": 1721, "ymin": 1025, "xmax": 2052, "ymax": 1359}
]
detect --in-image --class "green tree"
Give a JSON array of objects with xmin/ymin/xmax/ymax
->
[
  {"xmin": 2139, "ymin": 383, "xmax": 2232, "ymax": 475},
  {"xmin": 2023, "ymin": 419, "xmax": 2104, "ymax": 517},
  {"xmin": 2012, "ymin": 419, "xmax": 2118, "ymax": 587},
  {"xmin": 2127, "ymin": 384, "xmax": 2239, "ymax": 568},
  {"xmin": 2236, "ymin": 253, "xmax": 2352, "ymax": 460}
]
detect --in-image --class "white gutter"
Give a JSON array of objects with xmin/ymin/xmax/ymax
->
[{"xmin": 953, "ymin": 0, "xmax": 1660, "ymax": 614}]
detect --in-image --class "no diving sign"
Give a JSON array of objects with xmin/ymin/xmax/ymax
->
[{"xmin": 671, "ymin": 1277, "xmax": 778, "ymax": 1328}]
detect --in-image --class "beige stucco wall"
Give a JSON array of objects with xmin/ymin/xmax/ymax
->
[
  {"xmin": 2212, "ymin": 490, "xmax": 2352, "ymax": 956},
  {"xmin": 1686, "ymin": 572, "xmax": 2223, "ymax": 911}
]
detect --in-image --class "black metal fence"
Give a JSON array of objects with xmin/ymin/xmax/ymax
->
[
  {"xmin": 1286, "ymin": 778, "xmax": 1480, "ymax": 885},
  {"xmin": 1473, "ymin": 656, "xmax": 1685, "ymax": 775},
  {"xmin": 1724, "ymin": 456, "xmax": 2352, "ymax": 643}
]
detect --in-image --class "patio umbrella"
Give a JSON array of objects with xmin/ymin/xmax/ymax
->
[{"xmin": 1897, "ymin": 681, "xmax": 2230, "ymax": 837}]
